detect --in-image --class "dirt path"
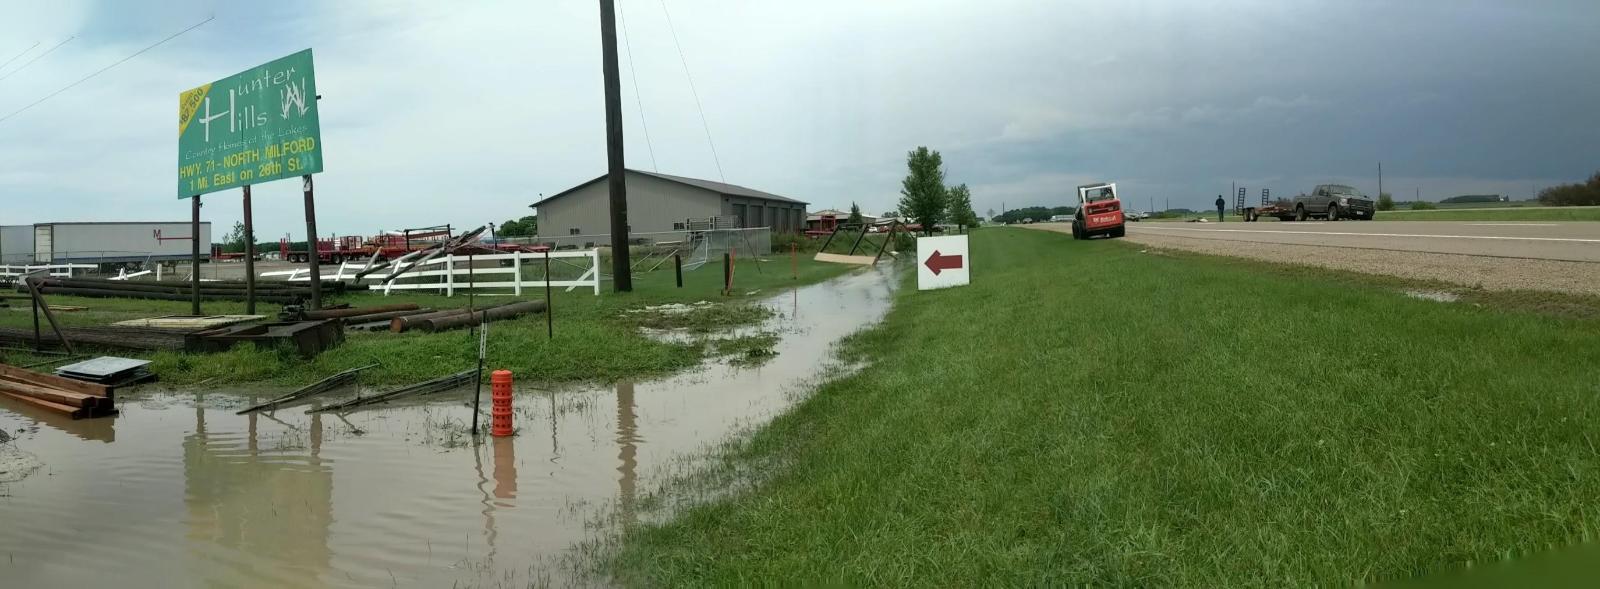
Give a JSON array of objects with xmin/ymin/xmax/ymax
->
[{"xmin": 1025, "ymin": 223, "xmax": 1600, "ymax": 296}]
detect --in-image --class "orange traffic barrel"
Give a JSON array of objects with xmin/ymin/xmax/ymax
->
[{"xmin": 491, "ymin": 370, "xmax": 514, "ymax": 437}]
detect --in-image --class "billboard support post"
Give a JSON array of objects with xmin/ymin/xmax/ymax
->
[
  {"xmin": 191, "ymin": 195, "xmax": 202, "ymax": 315},
  {"xmin": 303, "ymin": 175, "xmax": 321, "ymax": 310},
  {"xmin": 243, "ymin": 185, "xmax": 255, "ymax": 314}
]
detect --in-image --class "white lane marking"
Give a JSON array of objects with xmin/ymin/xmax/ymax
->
[
  {"xmin": 1468, "ymin": 223, "xmax": 1558, "ymax": 227},
  {"xmin": 1133, "ymin": 226, "xmax": 1600, "ymax": 244}
]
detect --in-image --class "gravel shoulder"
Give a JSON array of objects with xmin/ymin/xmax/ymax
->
[
  {"xmin": 1023, "ymin": 223, "xmax": 1600, "ymax": 296},
  {"xmin": 1122, "ymin": 232, "xmax": 1600, "ymax": 296}
]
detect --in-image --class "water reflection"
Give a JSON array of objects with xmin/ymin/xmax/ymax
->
[
  {"xmin": 617, "ymin": 381, "xmax": 640, "ymax": 522},
  {"xmin": 0, "ymin": 393, "xmax": 115, "ymax": 443},
  {"xmin": 183, "ymin": 395, "xmax": 334, "ymax": 587}
]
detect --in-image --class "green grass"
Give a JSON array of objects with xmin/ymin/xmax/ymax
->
[
  {"xmin": 612, "ymin": 228, "xmax": 1600, "ymax": 586},
  {"xmin": 1144, "ymin": 206, "xmax": 1600, "ymax": 223},
  {"xmin": 1376, "ymin": 206, "xmax": 1600, "ymax": 221},
  {"xmin": 0, "ymin": 255, "xmax": 854, "ymax": 386}
]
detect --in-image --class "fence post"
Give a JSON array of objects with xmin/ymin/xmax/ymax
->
[
  {"xmin": 544, "ymin": 251, "xmax": 554, "ymax": 339},
  {"xmin": 445, "ymin": 254, "xmax": 455, "ymax": 297},
  {"xmin": 723, "ymin": 252, "xmax": 732, "ymax": 296},
  {"xmin": 592, "ymin": 249, "xmax": 601, "ymax": 295},
  {"xmin": 674, "ymin": 253, "xmax": 683, "ymax": 288},
  {"xmin": 513, "ymin": 252, "xmax": 523, "ymax": 296}
]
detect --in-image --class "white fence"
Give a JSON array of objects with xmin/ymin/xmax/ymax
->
[
  {"xmin": 262, "ymin": 250, "xmax": 602, "ymax": 297},
  {"xmin": 0, "ymin": 263, "xmax": 95, "ymax": 281}
]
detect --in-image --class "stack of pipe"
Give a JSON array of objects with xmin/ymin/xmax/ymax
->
[
  {"xmin": 388, "ymin": 301, "xmax": 545, "ymax": 333},
  {"xmin": 21, "ymin": 278, "xmax": 352, "ymax": 303}
]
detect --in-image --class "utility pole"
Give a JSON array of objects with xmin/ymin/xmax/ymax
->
[
  {"xmin": 1378, "ymin": 161, "xmax": 1384, "ymax": 203},
  {"xmin": 599, "ymin": 0, "xmax": 632, "ymax": 292}
]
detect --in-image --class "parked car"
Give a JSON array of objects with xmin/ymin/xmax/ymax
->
[{"xmin": 1047, "ymin": 214, "xmax": 1073, "ymax": 223}]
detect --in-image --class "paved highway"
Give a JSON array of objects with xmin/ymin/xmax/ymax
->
[{"xmin": 1128, "ymin": 220, "xmax": 1600, "ymax": 262}]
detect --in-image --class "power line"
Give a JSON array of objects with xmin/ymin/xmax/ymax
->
[
  {"xmin": 0, "ymin": 37, "xmax": 75, "ymax": 83},
  {"xmin": 657, "ymin": 0, "xmax": 724, "ymax": 182},
  {"xmin": 617, "ymin": 0, "xmax": 658, "ymax": 172},
  {"xmin": 0, "ymin": 42, "xmax": 41, "ymax": 74},
  {"xmin": 0, "ymin": 17, "xmax": 212, "ymax": 127}
]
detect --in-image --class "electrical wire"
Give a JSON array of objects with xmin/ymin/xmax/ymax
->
[
  {"xmin": 657, "ymin": 0, "xmax": 725, "ymax": 182},
  {"xmin": 618, "ymin": 0, "xmax": 659, "ymax": 172},
  {"xmin": 0, "ymin": 42, "xmax": 41, "ymax": 75},
  {"xmin": 0, "ymin": 37, "xmax": 75, "ymax": 83},
  {"xmin": 0, "ymin": 17, "xmax": 213, "ymax": 126}
]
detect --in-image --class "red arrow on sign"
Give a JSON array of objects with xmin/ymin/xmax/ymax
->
[{"xmin": 924, "ymin": 250, "xmax": 964, "ymax": 275}]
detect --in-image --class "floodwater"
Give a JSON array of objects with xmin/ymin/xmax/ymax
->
[{"xmin": 0, "ymin": 266, "xmax": 898, "ymax": 588}]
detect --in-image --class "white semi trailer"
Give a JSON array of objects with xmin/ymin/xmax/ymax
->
[{"xmin": 0, "ymin": 222, "xmax": 212, "ymax": 266}]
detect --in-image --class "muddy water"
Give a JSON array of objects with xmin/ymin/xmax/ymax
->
[{"xmin": 0, "ymin": 267, "xmax": 897, "ymax": 588}]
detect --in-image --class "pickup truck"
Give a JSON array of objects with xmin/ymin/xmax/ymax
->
[{"xmin": 1242, "ymin": 184, "xmax": 1376, "ymax": 221}]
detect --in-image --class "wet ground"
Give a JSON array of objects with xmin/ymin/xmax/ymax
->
[{"xmin": 0, "ymin": 266, "xmax": 897, "ymax": 588}]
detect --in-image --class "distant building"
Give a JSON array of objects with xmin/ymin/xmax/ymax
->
[
  {"xmin": 805, "ymin": 209, "xmax": 878, "ymax": 231},
  {"xmin": 530, "ymin": 170, "xmax": 807, "ymax": 243}
]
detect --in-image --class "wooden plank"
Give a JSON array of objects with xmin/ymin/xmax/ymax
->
[
  {"xmin": 0, "ymin": 363, "xmax": 111, "ymax": 397},
  {"xmin": 112, "ymin": 315, "xmax": 264, "ymax": 329},
  {"xmin": 0, "ymin": 380, "xmax": 99, "ymax": 408},
  {"xmin": 0, "ymin": 390, "xmax": 86, "ymax": 419},
  {"xmin": 812, "ymin": 252, "xmax": 877, "ymax": 266}
]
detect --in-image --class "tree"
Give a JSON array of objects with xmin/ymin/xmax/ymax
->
[
  {"xmin": 1537, "ymin": 171, "xmax": 1600, "ymax": 206},
  {"xmin": 1377, "ymin": 192, "xmax": 1395, "ymax": 211},
  {"xmin": 848, "ymin": 202, "xmax": 864, "ymax": 225},
  {"xmin": 499, "ymin": 215, "xmax": 538, "ymax": 237},
  {"xmin": 221, "ymin": 221, "xmax": 247, "ymax": 252},
  {"xmin": 897, "ymin": 146, "xmax": 948, "ymax": 235},
  {"xmin": 946, "ymin": 183, "xmax": 978, "ymax": 231},
  {"xmin": 882, "ymin": 210, "xmax": 898, "ymax": 218}
]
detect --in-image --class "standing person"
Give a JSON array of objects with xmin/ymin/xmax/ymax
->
[{"xmin": 1215, "ymin": 195, "xmax": 1226, "ymax": 222}]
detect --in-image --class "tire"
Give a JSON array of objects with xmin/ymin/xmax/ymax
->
[
  {"xmin": 1326, "ymin": 204, "xmax": 1340, "ymax": 221},
  {"xmin": 1294, "ymin": 205, "xmax": 1307, "ymax": 222},
  {"xmin": 1071, "ymin": 221, "xmax": 1083, "ymax": 240},
  {"xmin": 1111, "ymin": 226, "xmax": 1125, "ymax": 238}
]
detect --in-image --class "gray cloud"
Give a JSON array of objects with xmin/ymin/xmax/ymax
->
[{"xmin": 1, "ymin": 0, "xmax": 1596, "ymax": 235}]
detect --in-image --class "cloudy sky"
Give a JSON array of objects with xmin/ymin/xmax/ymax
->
[{"xmin": 1, "ymin": 0, "xmax": 1596, "ymax": 238}]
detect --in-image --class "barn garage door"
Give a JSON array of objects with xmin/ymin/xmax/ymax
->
[{"xmin": 33, "ymin": 225, "xmax": 52, "ymax": 263}]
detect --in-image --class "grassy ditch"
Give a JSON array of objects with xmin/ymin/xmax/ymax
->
[
  {"xmin": 1143, "ymin": 206, "xmax": 1600, "ymax": 223},
  {"xmin": 612, "ymin": 227, "xmax": 1600, "ymax": 586},
  {"xmin": 1375, "ymin": 206, "xmax": 1600, "ymax": 222},
  {"xmin": 0, "ymin": 254, "xmax": 854, "ymax": 386}
]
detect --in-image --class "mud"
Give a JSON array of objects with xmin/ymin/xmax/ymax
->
[{"xmin": 0, "ymin": 266, "xmax": 897, "ymax": 587}]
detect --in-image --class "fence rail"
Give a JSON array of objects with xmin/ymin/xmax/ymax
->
[
  {"xmin": 261, "ymin": 250, "xmax": 602, "ymax": 296},
  {"xmin": 0, "ymin": 263, "xmax": 96, "ymax": 281}
]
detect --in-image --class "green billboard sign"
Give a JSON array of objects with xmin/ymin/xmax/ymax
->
[{"xmin": 177, "ymin": 49, "xmax": 322, "ymax": 198}]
